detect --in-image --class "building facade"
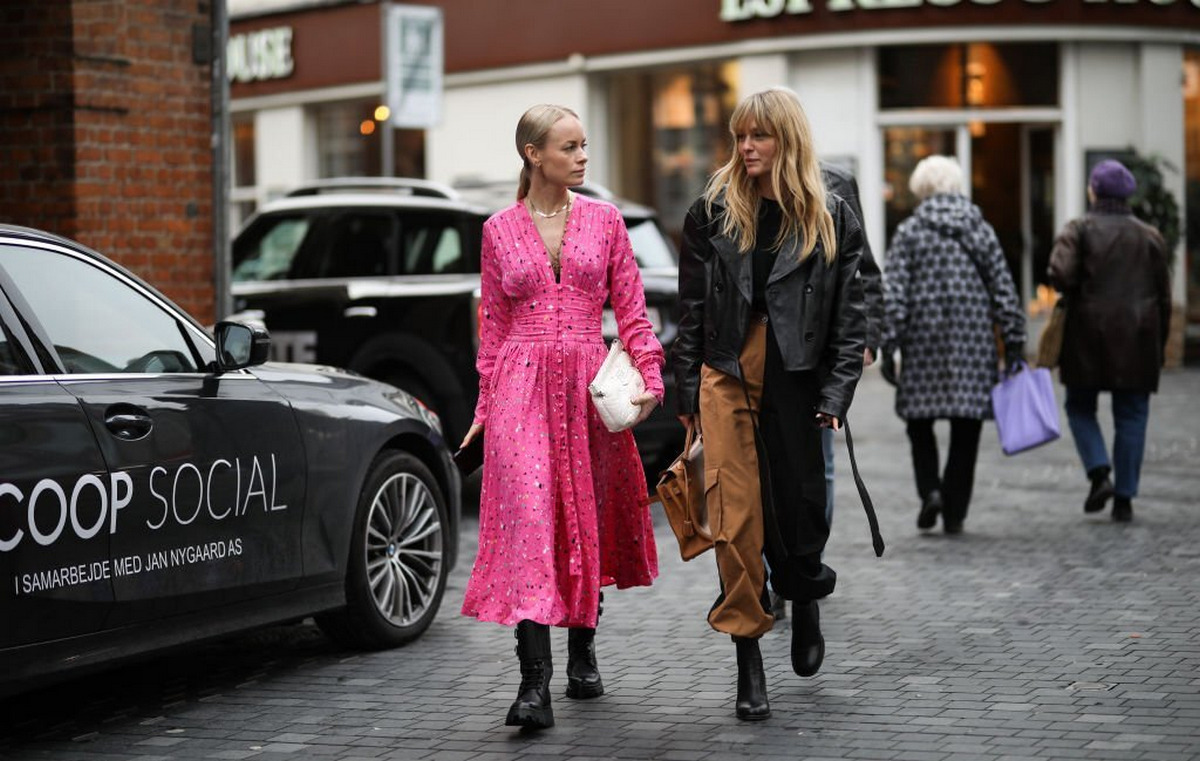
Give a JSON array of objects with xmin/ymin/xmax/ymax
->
[
  {"xmin": 229, "ymin": 0, "xmax": 1200, "ymax": 360},
  {"xmin": 0, "ymin": 0, "xmax": 219, "ymax": 323}
]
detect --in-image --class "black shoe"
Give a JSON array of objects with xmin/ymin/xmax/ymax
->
[
  {"xmin": 733, "ymin": 636, "xmax": 770, "ymax": 721},
  {"xmin": 565, "ymin": 627, "xmax": 604, "ymax": 699},
  {"xmin": 1112, "ymin": 496, "xmax": 1133, "ymax": 522},
  {"xmin": 506, "ymin": 620, "xmax": 554, "ymax": 729},
  {"xmin": 917, "ymin": 490, "xmax": 943, "ymax": 530},
  {"xmin": 790, "ymin": 601, "xmax": 825, "ymax": 677},
  {"xmin": 1085, "ymin": 467, "xmax": 1115, "ymax": 514}
]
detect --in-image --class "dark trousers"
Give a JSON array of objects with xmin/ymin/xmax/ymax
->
[{"xmin": 905, "ymin": 417, "xmax": 983, "ymax": 526}]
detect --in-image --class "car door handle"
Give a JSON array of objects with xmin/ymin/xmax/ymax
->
[{"xmin": 104, "ymin": 406, "xmax": 154, "ymax": 441}]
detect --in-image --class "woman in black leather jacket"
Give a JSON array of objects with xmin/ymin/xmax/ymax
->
[{"xmin": 672, "ymin": 87, "xmax": 866, "ymax": 721}]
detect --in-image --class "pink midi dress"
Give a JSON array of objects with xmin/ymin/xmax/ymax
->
[{"xmin": 461, "ymin": 193, "xmax": 664, "ymax": 629}]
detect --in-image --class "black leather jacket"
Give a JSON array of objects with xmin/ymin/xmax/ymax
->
[
  {"xmin": 672, "ymin": 190, "xmax": 867, "ymax": 419},
  {"xmin": 822, "ymin": 163, "xmax": 883, "ymax": 352}
]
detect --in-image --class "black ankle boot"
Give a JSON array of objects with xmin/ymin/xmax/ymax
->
[
  {"xmin": 791, "ymin": 600, "xmax": 825, "ymax": 677},
  {"xmin": 1112, "ymin": 496, "xmax": 1133, "ymax": 522},
  {"xmin": 917, "ymin": 489, "xmax": 943, "ymax": 530},
  {"xmin": 733, "ymin": 636, "xmax": 770, "ymax": 721},
  {"xmin": 506, "ymin": 620, "xmax": 554, "ymax": 729},
  {"xmin": 1085, "ymin": 467, "xmax": 1115, "ymax": 513},
  {"xmin": 566, "ymin": 627, "xmax": 604, "ymax": 698}
]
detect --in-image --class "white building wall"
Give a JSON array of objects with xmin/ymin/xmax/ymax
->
[
  {"xmin": 788, "ymin": 47, "xmax": 883, "ymax": 258},
  {"xmin": 255, "ymin": 105, "xmax": 308, "ymax": 201},
  {"xmin": 1072, "ymin": 41, "xmax": 1186, "ymax": 302},
  {"xmin": 1139, "ymin": 43, "xmax": 1187, "ymax": 303},
  {"xmin": 429, "ymin": 74, "xmax": 588, "ymax": 186}
]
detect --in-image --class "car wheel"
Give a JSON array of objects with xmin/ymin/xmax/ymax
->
[{"xmin": 316, "ymin": 450, "xmax": 450, "ymax": 649}]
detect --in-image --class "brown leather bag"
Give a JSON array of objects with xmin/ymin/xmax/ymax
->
[
  {"xmin": 655, "ymin": 424, "xmax": 713, "ymax": 561},
  {"xmin": 1036, "ymin": 298, "xmax": 1066, "ymax": 369}
]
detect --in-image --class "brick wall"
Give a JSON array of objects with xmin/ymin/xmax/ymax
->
[{"xmin": 0, "ymin": 0, "xmax": 215, "ymax": 324}]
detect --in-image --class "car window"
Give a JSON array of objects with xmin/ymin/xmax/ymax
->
[
  {"xmin": 0, "ymin": 323, "xmax": 23, "ymax": 375},
  {"xmin": 0, "ymin": 244, "xmax": 202, "ymax": 374},
  {"xmin": 319, "ymin": 211, "xmax": 396, "ymax": 278},
  {"xmin": 232, "ymin": 215, "xmax": 312, "ymax": 282},
  {"xmin": 626, "ymin": 218, "xmax": 678, "ymax": 268},
  {"xmin": 400, "ymin": 213, "xmax": 464, "ymax": 275}
]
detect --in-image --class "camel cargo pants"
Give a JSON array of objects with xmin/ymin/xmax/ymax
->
[{"xmin": 699, "ymin": 317, "xmax": 774, "ymax": 639}]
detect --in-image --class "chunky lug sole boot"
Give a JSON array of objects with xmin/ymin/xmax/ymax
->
[
  {"xmin": 733, "ymin": 636, "xmax": 770, "ymax": 721},
  {"xmin": 566, "ymin": 627, "xmax": 604, "ymax": 698},
  {"xmin": 505, "ymin": 620, "xmax": 554, "ymax": 729}
]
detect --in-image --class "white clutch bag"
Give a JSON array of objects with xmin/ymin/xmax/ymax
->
[{"xmin": 588, "ymin": 339, "xmax": 646, "ymax": 433}]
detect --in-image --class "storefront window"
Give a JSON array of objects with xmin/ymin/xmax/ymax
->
[
  {"xmin": 230, "ymin": 113, "xmax": 257, "ymax": 231},
  {"xmin": 883, "ymin": 126, "xmax": 956, "ymax": 243},
  {"xmin": 607, "ymin": 62, "xmax": 738, "ymax": 240},
  {"xmin": 314, "ymin": 99, "xmax": 425, "ymax": 179},
  {"xmin": 1185, "ymin": 47, "xmax": 1200, "ymax": 362},
  {"xmin": 879, "ymin": 43, "xmax": 1058, "ymax": 110}
]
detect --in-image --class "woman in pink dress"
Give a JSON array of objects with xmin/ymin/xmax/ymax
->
[{"xmin": 458, "ymin": 104, "xmax": 664, "ymax": 730}]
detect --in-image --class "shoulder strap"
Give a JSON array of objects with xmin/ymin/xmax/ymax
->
[{"xmin": 736, "ymin": 367, "xmax": 884, "ymax": 560}]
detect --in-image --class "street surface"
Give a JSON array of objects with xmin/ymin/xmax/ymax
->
[{"xmin": 2, "ymin": 367, "xmax": 1198, "ymax": 761}]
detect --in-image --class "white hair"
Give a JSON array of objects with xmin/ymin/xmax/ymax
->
[{"xmin": 909, "ymin": 155, "xmax": 964, "ymax": 200}]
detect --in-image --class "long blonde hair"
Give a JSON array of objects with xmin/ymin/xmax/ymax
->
[
  {"xmin": 515, "ymin": 104, "xmax": 579, "ymax": 200},
  {"xmin": 703, "ymin": 88, "xmax": 836, "ymax": 263}
]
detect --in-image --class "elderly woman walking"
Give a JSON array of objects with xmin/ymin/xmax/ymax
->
[
  {"xmin": 1048, "ymin": 159, "xmax": 1170, "ymax": 522},
  {"xmin": 881, "ymin": 155, "xmax": 1025, "ymax": 534}
]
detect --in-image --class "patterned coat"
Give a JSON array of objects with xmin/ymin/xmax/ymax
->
[
  {"xmin": 882, "ymin": 193, "xmax": 1025, "ymax": 420},
  {"xmin": 461, "ymin": 194, "xmax": 663, "ymax": 630}
]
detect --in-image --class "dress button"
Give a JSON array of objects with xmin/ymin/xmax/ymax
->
[{"xmin": 804, "ymin": 284, "xmax": 814, "ymax": 294}]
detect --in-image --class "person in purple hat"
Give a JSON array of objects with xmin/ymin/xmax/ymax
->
[{"xmin": 1047, "ymin": 159, "xmax": 1171, "ymax": 522}]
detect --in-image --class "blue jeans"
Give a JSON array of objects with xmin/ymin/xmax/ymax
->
[
  {"xmin": 821, "ymin": 427, "xmax": 834, "ymax": 527},
  {"xmin": 1064, "ymin": 387, "xmax": 1151, "ymax": 499}
]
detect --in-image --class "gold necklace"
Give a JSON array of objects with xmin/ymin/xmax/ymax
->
[{"xmin": 529, "ymin": 197, "xmax": 570, "ymax": 218}]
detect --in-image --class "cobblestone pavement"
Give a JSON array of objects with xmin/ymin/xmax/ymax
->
[{"xmin": 2, "ymin": 367, "xmax": 1198, "ymax": 761}]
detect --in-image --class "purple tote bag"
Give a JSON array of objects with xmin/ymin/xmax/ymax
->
[{"xmin": 991, "ymin": 362, "xmax": 1061, "ymax": 456}]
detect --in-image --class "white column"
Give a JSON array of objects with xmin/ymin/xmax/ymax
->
[
  {"xmin": 255, "ymin": 106, "xmax": 307, "ymax": 202},
  {"xmin": 1139, "ymin": 43, "xmax": 1187, "ymax": 304},
  {"xmin": 737, "ymin": 52, "xmax": 789, "ymax": 94}
]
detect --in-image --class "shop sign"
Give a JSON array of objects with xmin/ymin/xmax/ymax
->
[
  {"xmin": 385, "ymin": 4, "xmax": 444, "ymax": 129},
  {"xmin": 720, "ymin": 0, "xmax": 1198, "ymax": 18},
  {"xmin": 227, "ymin": 26, "xmax": 295, "ymax": 83}
]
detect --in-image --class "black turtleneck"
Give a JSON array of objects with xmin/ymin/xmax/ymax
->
[{"xmin": 752, "ymin": 199, "xmax": 783, "ymax": 312}]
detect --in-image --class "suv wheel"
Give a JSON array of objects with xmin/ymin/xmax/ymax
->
[{"xmin": 316, "ymin": 450, "xmax": 449, "ymax": 649}]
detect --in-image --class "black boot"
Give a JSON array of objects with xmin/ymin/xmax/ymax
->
[
  {"xmin": 1085, "ymin": 466, "xmax": 1115, "ymax": 514},
  {"xmin": 1112, "ymin": 495, "xmax": 1133, "ymax": 522},
  {"xmin": 791, "ymin": 600, "xmax": 825, "ymax": 677},
  {"xmin": 917, "ymin": 489, "xmax": 943, "ymax": 530},
  {"xmin": 733, "ymin": 636, "xmax": 770, "ymax": 721},
  {"xmin": 506, "ymin": 620, "xmax": 554, "ymax": 729},
  {"xmin": 566, "ymin": 627, "xmax": 604, "ymax": 698}
]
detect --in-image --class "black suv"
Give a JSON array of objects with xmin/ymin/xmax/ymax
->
[{"xmin": 230, "ymin": 178, "xmax": 683, "ymax": 476}]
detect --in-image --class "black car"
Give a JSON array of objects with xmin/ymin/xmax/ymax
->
[
  {"xmin": 230, "ymin": 178, "xmax": 684, "ymax": 476},
  {"xmin": 0, "ymin": 224, "xmax": 461, "ymax": 697}
]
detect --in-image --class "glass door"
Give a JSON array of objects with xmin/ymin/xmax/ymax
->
[{"xmin": 882, "ymin": 122, "xmax": 1055, "ymax": 310}]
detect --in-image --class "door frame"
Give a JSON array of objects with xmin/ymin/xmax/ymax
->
[{"xmin": 878, "ymin": 108, "xmax": 1061, "ymax": 307}]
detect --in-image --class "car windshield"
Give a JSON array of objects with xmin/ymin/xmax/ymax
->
[
  {"xmin": 232, "ymin": 215, "xmax": 311, "ymax": 282},
  {"xmin": 626, "ymin": 218, "xmax": 677, "ymax": 269}
]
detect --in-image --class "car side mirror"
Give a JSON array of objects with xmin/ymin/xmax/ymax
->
[{"xmin": 214, "ymin": 321, "xmax": 271, "ymax": 373}]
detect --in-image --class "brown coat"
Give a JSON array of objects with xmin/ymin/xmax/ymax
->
[{"xmin": 1047, "ymin": 209, "xmax": 1170, "ymax": 392}]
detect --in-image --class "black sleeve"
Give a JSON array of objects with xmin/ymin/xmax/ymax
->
[
  {"xmin": 818, "ymin": 198, "xmax": 867, "ymax": 420},
  {"xmin": 823, "ymin": 164, "xmax": 882, "ymax": 351},
  {"xmin": 672, "ymin": 199, "xmax": 710, "ymax": 415}
]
